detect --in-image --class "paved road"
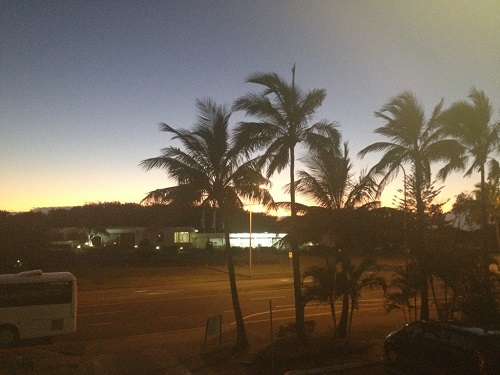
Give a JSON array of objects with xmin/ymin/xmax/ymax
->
[
  {"xmin": 75, "ymin": 276, "xmax": 388, "ymax": 341},
  {"xmin": 67, "ymin": 276, "xmax": 396, "ymax": 374},
  {"xmin": 0, "ymin": 272, "xmax": 417, "ymax": 375}
]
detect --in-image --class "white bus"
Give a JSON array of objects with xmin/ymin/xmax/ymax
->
[{"xmin": 0, "ymin": 270, "xmax": 77, "ymax": 346}]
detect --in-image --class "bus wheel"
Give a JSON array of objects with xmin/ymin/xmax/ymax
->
[{"xmin": 0, "ymin": 325, "xmax": 19, "ymax": 347}]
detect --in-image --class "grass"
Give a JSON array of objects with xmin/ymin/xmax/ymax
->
[
  {"xmin": 62, "ymin": 249, "xmax": 404, "ymax": 291},
  {"xmin": 250, "ymin": 334, "xmax": 376, "ymax": 375}
]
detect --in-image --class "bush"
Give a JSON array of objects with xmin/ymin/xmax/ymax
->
[
  {"xmin": 277, "ymin": 320, "xmax": 316, "ymax": 339},
  {"xmin": 250, "ymin": 330, "xmax": 374, "ymax": 375}
]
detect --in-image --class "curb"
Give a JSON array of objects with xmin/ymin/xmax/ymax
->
[{"xmin": 284, "ymin": 359, "xmax": 383, "ymax": 375}]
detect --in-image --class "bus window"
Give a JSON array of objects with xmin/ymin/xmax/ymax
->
[{"xmin": 0, "ymin": 281, "xmax": 73, "ymax": 307}]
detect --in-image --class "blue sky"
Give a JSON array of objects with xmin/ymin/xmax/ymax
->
[{"xmin": 1, "ymin": 1, "xmax": 499, "ymax": 212}]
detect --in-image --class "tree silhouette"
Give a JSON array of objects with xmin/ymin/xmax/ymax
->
[
  {"xmin": 440, "ymin": 88, "xmax": 500, "ymax": 250},
  {"xmin": 359, "ymin": 92, "xmax": 462, "ymax": 320},
  {"xmin": 140, "ymin": 98, "xmax": 272, "ymax": 349},
  {"xmin": 233, "ymin": 66, "xmax": 340, "ymax": 342},
  {"xmin": 453, "ymin": 179, "xmax": 500, "ymax": 251}
]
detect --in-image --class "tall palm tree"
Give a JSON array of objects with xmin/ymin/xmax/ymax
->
[
  {"xmin": 233, "ymin": 66, "xmax": 340, "ymax": 342},
  {"xmin": 358, "ymin": 92, "xmax": 463, "ymax": 320},
  {"xmin": 439, "ymin": 88, "xmax": 500, "ymax": 248},
  {"xmin": 140, "ymin": 98, "xmax": 272, "ymax": 349}
]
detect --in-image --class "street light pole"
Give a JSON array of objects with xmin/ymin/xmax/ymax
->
[
  {"xmin": 401, "ymin": 165, "xmax": 408, "ymax": 260},
  {"xmin": 249, "ymin": 184, "xmax": 268, "ymax": 278},
  {"xmin": 249, "ymin": 203, "xmax": 252, "ymax": 278}
]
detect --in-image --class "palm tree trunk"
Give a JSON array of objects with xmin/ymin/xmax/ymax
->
[
  {"xmin": 326, "ymin": 258, "xmax": 337, "ymax": 329},
  {"xmin": 480, "ymin": 165, "xmax": 489, "ymax": 251},
  {"xmin": 414, "ymin": 293, "xmax": 418, "ymax": 321},
  {"xmin": 329, "ymin": 293, "xmax": 337, "ymax": 330},
  {"xmin": 429, "ymin": 275, "xmax": 442, "ymax": 320},
  {"xmin": 337, "ymin": 293, "xmax": 349, "ymax": 337},
  {"xmin": 289, "ymin": 144, "xmax": 306, "ymax": 343},
  {"xmin": 415, "ymin": 164, "xmax": 430, "ymax": 320},
  {"xmin": 224, "ymin": 225, "xmax": 248, "ymax": 349},
  {"xmin": 419, "ymin": 272, "xmax": 429, "ymax": 320},
  {"xmin": 444, "ymin": 282, "xmax": 449, "ymax": 319},
  {"xmin": 348, "ymin": 298, "xmax": 355, "ymax": 338},
  {"xmin": 494, "ymin": 215, "xmax": 500, "ymax": 252}
]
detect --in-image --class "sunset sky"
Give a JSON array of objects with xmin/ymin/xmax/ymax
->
[{"xmin": 1, "ymin": 1, "xmax": 499, "ymax": 213}]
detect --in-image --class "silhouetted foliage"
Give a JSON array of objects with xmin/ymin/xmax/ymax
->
[
  {"xmin": 303, "ymin": 256, "xmax": 386, "ymax": 338},
  {"xmin": 385, "ymin": 260, "xmax": 420, "ymax": 323},
  {"xmin": 0, "ymin": 211, "xmax": 49, "ymax": 273},
  {"xmin": 452, "ymin": 178, "xmax": 500, "ymax": 251},
  {"xmin": 234, "ymin": 66, "xmax": 340, "ymax": 343},
  {"xmin": 439, "ymin": 88, "xmax": 500, "ymax": 247},
  {"xmin": 359, "ymin": 92, "xmax": 463, "ymax": 320},
  {"xmin": 140, "ymin": 98, "xmax": 274, "ymax": 349}
]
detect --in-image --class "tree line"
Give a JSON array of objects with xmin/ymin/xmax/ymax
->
[{"xmin": 0, "ymin": 202, "xmax": 282, "ymax": 270}]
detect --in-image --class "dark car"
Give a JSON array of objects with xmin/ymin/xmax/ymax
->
[{"xmin": 384, "ymin": 321, "xmax": 500, "ymax": 374}]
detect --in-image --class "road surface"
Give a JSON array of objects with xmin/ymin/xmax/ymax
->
[{"xmin": 75, "ymin": 276, "xmax": 389, "ymax": 341}]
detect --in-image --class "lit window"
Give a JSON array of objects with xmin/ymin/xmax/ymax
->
[{"xmin": 174, "ymin": 232, "xmax": 190, "ymax": 243}]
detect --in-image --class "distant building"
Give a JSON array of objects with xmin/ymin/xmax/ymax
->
[
  {"xmin": 51, "ymin": 226, "xmax": 286, "ymax": 251},
  {"xmin": 192, "ymin": 231, "xmax": 286, "ymax": 249}
]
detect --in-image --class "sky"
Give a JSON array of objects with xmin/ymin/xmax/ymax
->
[{"xmin": 1, "ymin": 0, "xmax": 499, "ymax": 213}]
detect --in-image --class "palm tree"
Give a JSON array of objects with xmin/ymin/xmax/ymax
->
[
  {"xmin": 358, "ymin": 92, "xmax": 463, "ymax": 320},
  {"xmin": 302, "ymin": 263, "xmax": 339, "ymax": 330},
  {"xmin": 233, "ymin": 66, "xmax": 340, "ymax": 342},
  {"xmin": 479, "ymin": 179, "xmax": 500, "ymax": 251},
  {"xmin": 302, "ymin": 257, "xmax": 386, "ymax": 339},
  {"xmin": 293, "ymin": 141, "xmax": 379, "ymax": 211},
  {"xmin": 453, "ymin": 179, "xmax": 500, "ymax": 251},
  {"xmin": 439, "ymin": 88, "xmax": 500, "ymax": 249},
  {"xmin": 286, "ymin": 140, "xmax": 379, "ymax": 249},
  {"xmin": 336, "ymin": 257, "xmax": 386, "ymax": 338},
  {"xmin": 140, "ymin": 98, "xmax": 272, "ymax": 349},
  {"xmin": 385, "ymin": 261, "xmax": 420, "ymax": 323}
]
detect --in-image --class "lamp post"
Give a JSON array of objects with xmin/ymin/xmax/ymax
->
[
  {"xmin": 249, "ymin": 203, "xmax": 253, "ymax": 278},
  {"xmin": 401, "ymin": 165, "xmax": 408, "ymax": 259},
  {"xmin": 249, "ymin": 185, "xmax": 268, "ymax": 278}
]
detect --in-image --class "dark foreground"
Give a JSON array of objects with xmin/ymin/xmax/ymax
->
[{"xmin": 0, "ymin": 306, "xmax": 403, "ymax": 375}]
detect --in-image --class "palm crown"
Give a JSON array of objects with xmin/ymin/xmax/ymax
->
[
  {"xmin": 233, "ymin": 71, "xmax": 340, "ymax": 177},
  {"xmin": 292, "ymin": 141, "xmax": 379, "ymax": 210},
  {"xmin": 439, "ymin": 88, "xmax": 499, "ymax": 178},
  {"xmin": 358, "ymin": 91, "xmax": 463, "ymax": 190},
  {"xmin": 140, "ymin": 98, "xmax": 272, "ymax": 212}
]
